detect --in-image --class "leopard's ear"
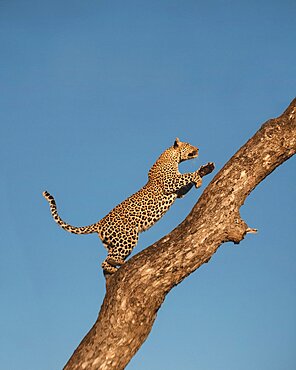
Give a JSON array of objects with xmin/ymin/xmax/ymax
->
[{"xmin": 174, "ymin": 137, "xmax": 180, "ymax": 148}]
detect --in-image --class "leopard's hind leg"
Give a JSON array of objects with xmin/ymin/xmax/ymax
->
[
  {"xmin": 101, "ymin": 260, "xmax": 118, "ymax": 274},
  {"xmin": 102, "ymin": 227, "xmax": 139, "ymax": 274}
]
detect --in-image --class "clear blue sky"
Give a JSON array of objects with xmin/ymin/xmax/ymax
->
[{"xmin": 1, "ymin": 1, "xmax": 295, "ymax": 369}]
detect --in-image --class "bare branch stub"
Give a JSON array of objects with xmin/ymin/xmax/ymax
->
[{"xmin": 64, "ymin": 98, "xmax": 296, "ymax": 370}]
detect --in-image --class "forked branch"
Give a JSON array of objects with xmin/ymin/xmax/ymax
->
[{"xmin": 64, "ymin": 98, "xmax": 296, "ymax": 370}]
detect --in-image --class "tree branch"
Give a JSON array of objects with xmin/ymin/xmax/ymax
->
[{"xmin": 64, "ymin": 98, "xmax": 296, "ymax": 370}]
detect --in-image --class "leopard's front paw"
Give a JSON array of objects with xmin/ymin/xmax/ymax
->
[{"xmin": 198, "ymin": 162, "xmax": 215, "ymax": 177}]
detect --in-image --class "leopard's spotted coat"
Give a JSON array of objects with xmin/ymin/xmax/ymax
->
[{"xmin": 43, "ymin": 138, "xmax": 214, "ymax": 274}]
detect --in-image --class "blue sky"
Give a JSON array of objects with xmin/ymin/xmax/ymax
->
[{"xmin": 1, "ymin": 1, "xmax": 295, "ymax": 369}]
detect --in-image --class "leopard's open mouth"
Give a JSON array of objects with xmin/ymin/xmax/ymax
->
[{"xmin": 188, "ymin": 149, "xmax": 198, "ymax": 158}]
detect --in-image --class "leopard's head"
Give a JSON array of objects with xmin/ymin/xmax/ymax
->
[{"xmin": 173, "ymin": 137, "xmax": 199, "ymax": 163}]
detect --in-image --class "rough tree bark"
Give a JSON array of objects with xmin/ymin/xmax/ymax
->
[{"xmin": 64, "ymin": 99, "xmax": 296, "ymax": 370}]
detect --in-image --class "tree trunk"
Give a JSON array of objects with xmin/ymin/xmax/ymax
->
[{"xmin": 64, "ymin": 98, "xmax": 296, "ymax": 370}]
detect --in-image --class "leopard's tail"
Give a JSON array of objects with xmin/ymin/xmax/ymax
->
[{"xmin": 42, "ymin": 191, "xmax": 98, "ymax": 234}]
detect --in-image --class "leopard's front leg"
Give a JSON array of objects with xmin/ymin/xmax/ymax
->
[
  {"xmin": 164, "ymin": 162, "xmax": 215, "ymax": 195},
  {"xmin": 192, "ymin": 162, "xmax": 215, "ymax": 188}
]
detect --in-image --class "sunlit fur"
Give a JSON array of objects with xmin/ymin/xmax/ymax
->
[{"xmin": 43, "ymin": 138, "xmax": 208, "ymax": 274}]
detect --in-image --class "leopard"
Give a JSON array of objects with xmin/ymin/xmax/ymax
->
[{"xmin": 43, "ymin": 138, "xmax": 214, "ymax": 274}]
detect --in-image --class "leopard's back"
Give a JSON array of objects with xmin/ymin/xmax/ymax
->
[{"xmin": 99, "ymin": 180, "xmax": 177, "ymax": 234}]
